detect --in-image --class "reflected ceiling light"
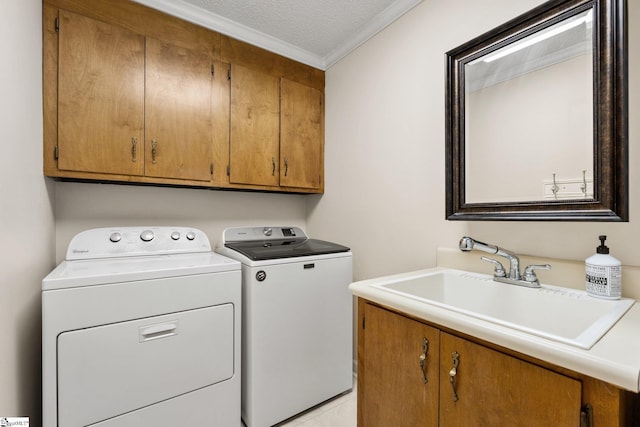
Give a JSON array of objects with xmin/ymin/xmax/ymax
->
[{"xmin": 483, "ymin": 9, "xmax": 593, "ymax": 63}]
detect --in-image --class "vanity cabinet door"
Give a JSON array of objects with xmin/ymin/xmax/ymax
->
[
  {"xmin": 439, "ymin": 332, "xmax": 582, "ymax": 427},
  {"xmin": 57, "ymin": 10, "xmax": 145, "ymax": 176},
  {"xmin": 360, "ymin": 303, "xmax": 439, "ymax": 427}
]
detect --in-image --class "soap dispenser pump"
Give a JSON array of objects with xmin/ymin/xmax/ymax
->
[{"xmin": 585, "ymin": 235, "xmax": 622, "ymax": 299}]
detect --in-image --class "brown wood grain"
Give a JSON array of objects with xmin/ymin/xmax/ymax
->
[
  {"xmin": 358, "ymin": 300, "xmax": 640, "ymax": 427},
  {"xmin": 280, "ymin": 78, "xmax": 323, "ymax": 190},
  {"xmin": 57, "ymin": 10, "xmax": 145, "ymax": 176},
  {"xmin": 43, "ymin": 0, "xmax": 325, "ymax": 193},
  {"xmin": 439, "ymin": 332, "xmax": 581, "ymax": 427},
  {"xmin": 360, "ymin": 303, "xmax": 439, "ymax": 427},
  {"xmin": 145, "ymin": 37, "xmax": 213, "ymax": 182},
  {"xmin": 229, "ymin": 64, "xmax": 280, "ymax": 187}
]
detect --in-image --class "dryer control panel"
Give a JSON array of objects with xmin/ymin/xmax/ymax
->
[{"xmin": 66, "ymin": 227, "xmax": 211, "ymax": 260}]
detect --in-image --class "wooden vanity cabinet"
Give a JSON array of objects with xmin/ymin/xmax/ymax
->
[
  {"xmin": 361, "ymin": 302, "xmax": 439, "ymax": 427},
  {"xmin": 44, "ymin": 0, "xmax": 324, "ymax": 192},
  {"xmin": 439, "ymin": 332, "xmax": 580, "ymax": 426},
  {"xmin": 358, "ymin": 299, "xmax": 640, "ymax": 427}
]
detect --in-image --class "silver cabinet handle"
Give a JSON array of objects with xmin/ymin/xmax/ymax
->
[
  {"xmin": 271, "ymin": 157, "xmax": 276, "ymax": 176},
  {"xmin": 449, "ymin": 351, "xmax": 460, "ymax": 402},
  {"xmin": 284, "ymin": 158, "xmax": 289, "ymax": 177},
  {"xmin": 131, "ymin": 137, "xmax": 138, "ymax": 162},
  {"xmin": 419, "ymin": 337, "xmax": 429, "ymax": 384},
  {"xmin": 151, "ymin": 140, "xmax": 158, "ymax": 164}
]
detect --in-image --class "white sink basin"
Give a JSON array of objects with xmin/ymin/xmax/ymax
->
[{"xmin": 373, "ymin": 269, "xmax": 634, "ymax": 349}]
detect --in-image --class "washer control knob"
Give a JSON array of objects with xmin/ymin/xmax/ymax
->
[
  {"xmin": 171, "ymin": 231, "xmax": 181, "ymax": 241},
  {"xmin": 140, "ymin": 230, "xmax": 154, "ymax": 242},
  {"xmin": 263, "ymin": 227, "xmax": 273, "ymax": 236},
  {"xmin": 109, "ymin": 232, "xmax": 122, "ymax": 243},
  {"xmin": 186, "ymin": 231, "xmax": 196, "ymax": 241}
]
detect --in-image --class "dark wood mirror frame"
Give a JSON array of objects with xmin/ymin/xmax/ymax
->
[{"xmin": 445, "ymin": 0, "xmax": 627, "ymax": 221}]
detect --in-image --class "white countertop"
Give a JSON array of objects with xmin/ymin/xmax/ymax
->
[{"xmin": 350, "ymin": 267, "xmax": 640, "ymax": 393}]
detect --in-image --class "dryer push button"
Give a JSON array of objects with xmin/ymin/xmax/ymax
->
[{"xmin": 140, "ymin": 230, "xmax": 154, "ymax": 242}]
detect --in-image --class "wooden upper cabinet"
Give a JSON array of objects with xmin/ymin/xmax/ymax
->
[
  {"xmin": 439, "ymin": 332, "xmax": 581, "ymax": 427},
  {"xmin": 45, "ymin": 0, "xmax": 324, "ymax": 192},
  {"xmin": 280, "ymin": 78, "xmax": 323, "ymax": 190},
  {"xmin": 57, "ymin": 10, "xmax": 144, "ymax": 176},
  {"xmin": 145, "ymin": 37, "xmax": 213, "ymax": 181},
  {"xmin": 229, "ymin": 64, "xmax": 280, "ymax": 187},
  {"xmin": 228, "ymin": 66, "xmax": 324, "ymax": 190},
  {"xmin": 361, "ymin": 303, "xmax": 439, "ymax": 427}
]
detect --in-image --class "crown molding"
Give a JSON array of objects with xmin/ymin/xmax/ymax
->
[
  {"xmin": 132, "ymin": 0, "xmax": 423, "ymax": 70},
  {"xmin": 323, "ymin": 0, "xmax": 423, "ymax": 68}
]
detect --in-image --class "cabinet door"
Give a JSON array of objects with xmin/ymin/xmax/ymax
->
[
  {"xmin": 57, "ymin": 10, "xmax": 144, "ymax": 175},
  {"xmin": 440, "ymin": 332, "xmax": 581, "ymax": 427},
  {"xmin": 361, "ymin": 303, "xmax": 439, "ymax": 427},
  {"xmin": 229, "ymin": 64, "xmax": 280, "ymax": 187},
  {"xmin": 145, "ymin": 38, "xmax": 213, "ymax": 181},
  {"xmin": 280, "ymin": 78, "xmax": 323, "ymax": 189}
]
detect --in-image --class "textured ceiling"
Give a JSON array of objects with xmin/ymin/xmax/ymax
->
[{"xmin": 133, "ymin": 0, "xmax": 423, "ymax": 69}]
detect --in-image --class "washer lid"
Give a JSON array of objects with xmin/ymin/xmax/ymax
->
[
  {"xmin": 43, "ymin": 252, "xmax": 240, "ymax": 290},
  {"xmin": 224, "ymin": 238, "xmax": 350, "ymax": 261}
]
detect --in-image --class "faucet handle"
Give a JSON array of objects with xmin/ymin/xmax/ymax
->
[
  {"xmin": 480, "ymin": 256, "xmax": 506, "ymax": 278},
  {"xmin": 523, "ymin": 264, "xmax": 552, "ymax": 282}
]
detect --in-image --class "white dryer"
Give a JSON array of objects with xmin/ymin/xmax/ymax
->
[
  {"xmin": 42, "ymin": 226, "xmax": 241, "ymax": 427},
  {"xmin": 217, "ymin": 226, "xmax": 353, "ymax": 427}
]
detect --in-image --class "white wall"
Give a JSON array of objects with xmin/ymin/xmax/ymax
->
[
  {"xmin": 54, "ymin": 182, "xmax": 307, "ymax": 262},
  {"xmin": 311, "ymin": 0, "xmax": 639, "ymax": 281},
  {"xmin": 0, "ymin": 0, "xmax": 55, "ymax": 424},
  {"xmin": 309, "ymin": 0, "xmax": 551, "ymax": 281}
]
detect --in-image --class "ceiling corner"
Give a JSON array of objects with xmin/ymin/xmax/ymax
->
[{"xmin": 133, "ymin": 0, "xmax": 423, "ymax": 71}]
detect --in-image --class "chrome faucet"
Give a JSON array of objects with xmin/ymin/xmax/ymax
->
[{"xmin": 459, "ymin": 236, "xmax": 550, "ymax": 288}]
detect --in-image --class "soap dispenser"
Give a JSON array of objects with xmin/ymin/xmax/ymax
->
[{"xmin": 585, "ymin": 235, "xmax": 621, "ymax": 299}]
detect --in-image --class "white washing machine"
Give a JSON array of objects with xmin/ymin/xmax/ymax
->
[
  {"xmin": 42, "ymin": 226, "xmax": 241, "ymax": 427},
  {"xmin": 216, "ymin": 226, "xmax": 353, "ymax": 427}
]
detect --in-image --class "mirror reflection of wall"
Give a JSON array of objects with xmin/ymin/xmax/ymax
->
[{"xmin": 464, "ymin": 8, "xmax": 593, "ymax": 203}]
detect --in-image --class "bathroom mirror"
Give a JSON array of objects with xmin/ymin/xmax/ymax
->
[{"xmin": 445, "ymin": 0, "xmax": 627, "ymax": 221}]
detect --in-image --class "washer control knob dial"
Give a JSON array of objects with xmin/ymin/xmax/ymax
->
[
  {"xmin": 140, "ymin": 230, "xmax": 154, "ymax": 242},
  {"xmin": 186, "ymin": 231, "xmax": 196, "ymax": 241},
  {"xmin": 171, "ymin": 231, "xmax": 181, "ymax": 240},
  {"xmin": 263, "ymin": 227, "xmax": 273, "ymax": 236},
  {"xmin": 109, "ymin": 232, "xmax": 122, "ymax": 243}
]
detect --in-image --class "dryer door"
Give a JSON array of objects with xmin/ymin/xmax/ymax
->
[{"xmin": 57, "ymin": 304, "xmax": 234, "ymax": 426}]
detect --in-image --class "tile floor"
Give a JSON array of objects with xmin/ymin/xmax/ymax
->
[
  {"xmin": 279, "ymin": 384, "xmax": 356, "ymax": 427},
  {"xmin": 243, "ymin": 380, "xmax": 357, "ymax": 427}
]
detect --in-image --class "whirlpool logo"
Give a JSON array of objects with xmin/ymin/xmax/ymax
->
[{"xmin": 255, "ymin": 270, "xmax": 267, "ymax": 282}]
